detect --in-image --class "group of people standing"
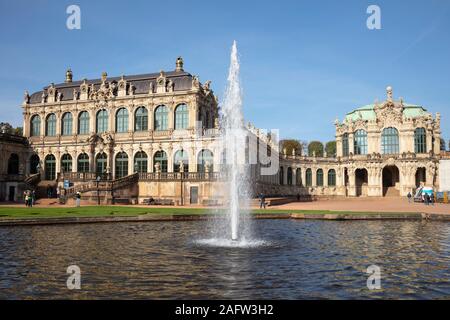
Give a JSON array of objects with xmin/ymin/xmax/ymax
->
[
  {"xmin": 407, "ymin": 191, "xmax": 435, "ymax": 205},
  {"xmin": 23, "ymin": 190, "xmax": 36, "ymax": 207}
]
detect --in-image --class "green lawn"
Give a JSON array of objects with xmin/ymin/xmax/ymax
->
[{"xmin": 0, "ymin": 206, "xmax": 419, "ymax": 220}]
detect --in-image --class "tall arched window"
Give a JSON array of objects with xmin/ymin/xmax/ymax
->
[
  {"xmin": 96, "ymin": 153, "xmax": 107, "ymax": 175},
  {"xmin": 381, "ymin": 127, "xmax": 399, "ymax": 154},
  {"xmin": 174, "ymin": 150, "xmax": 189, "ymax": 172},
  {"xmin": 197, "ymin": 149, "xmax": 214, "ymax": 173},
  {"xmin": 7, "ymin": 154, "xmax": 19, "ymax": 175},
  {"xmin": 29, "ymin": 154, "xmax": 40, "ymax": 174},
  {"xmin": 306, "ymin": 168, "xmax": 312, "ymax": 187},
  {"xmin": 153, "ymin": 151, "xmax": 168, "ymax": 173},
  {"xmin": 154, "ymin": 105, "xmax": 168, "ymax": 131},
  {"xmin": 115, "ymin": 152, "xmax": 129, "ymax": 179},
  {"xmin": 31, "ymin": 115, "xmax": 41, "ymax": 136},
  {"xmin": 296, "ymin": 168, "xmax": 302, "ymax": 186},
  {"xmin": 414, "ymin": 128, "xmax": 427, "ymax": 154},
  {"xmin": 342, "ymin": 133, "xmax": 349, "ymax": 156},
  {"xmin": 354, "ymin": 129, "xmax": 367, "ymax": 155},
  {"xmin": 77, "ymin": 153, "xmax": 89, "ymax": 173},
  {"xmin": 175, "ymin": 104, "xmax": 189, "ymax": 130},
  {"xmin": 96, "ymin": 109, "xmax": 108, "ymax": 133},
  {"xmin": 134, "ymin": 107, "xmax": 148, "ymax": 131},
  {"xmin": 134, "ymin": 151, "xmax": 148, "ymax": 173},
  {"xmin": 328, "ymin": 169, "xmax": 336, "ymax": 186},
  {"xmin": 61, "ymin": 154, "xmax": 72, "ymax": 172},
  {"xmin": 279, "ymin": 167, "xmax": 284, "ymax": 185},
  {"xmin": 287, "ymin": 167, "xmax": 293, "ymax": 185},
  {"xmin": 61, "ymin": 112, "xmax": 73, "ymax": 136},
  {"xmin": 78, "ymin": 111, "xmax": 90, "ymax": 135},
  {"xmin": 46, "ymin": 113, "xmax": 56, "ymax": 136},
  {"xmin": 45, "ymin": 154, "xmax": 56, "ymax": 180},
  {"xmin": 116, "ymin": 108, "xmax": 128, "ymax": 133},
  {"xmin": 317, "ymin": 169, "xmax": 324, "ymax": 186}
]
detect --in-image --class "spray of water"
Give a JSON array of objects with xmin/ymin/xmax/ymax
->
[{"xmin": 220, "ymin": 40, "xmax": 248, "ymax": 241}]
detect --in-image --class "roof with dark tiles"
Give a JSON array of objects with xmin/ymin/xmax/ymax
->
[{"xmin": 29, "ymin": 70, "xmax": 194, "ymax": 104}]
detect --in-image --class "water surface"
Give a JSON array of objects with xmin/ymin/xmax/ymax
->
[{"xmin": 0, "ymin": 219, "xmax": 449, "ymax": 299}]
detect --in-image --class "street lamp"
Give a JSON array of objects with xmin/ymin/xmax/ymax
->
[{"xmin": 96, "ymin": 175, "xmax": 101, "ymax": 205}]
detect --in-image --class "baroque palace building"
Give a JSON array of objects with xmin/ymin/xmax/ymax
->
[{"xmin": 1, "ymin": 58, "xmax": 447, "ymax": 204}]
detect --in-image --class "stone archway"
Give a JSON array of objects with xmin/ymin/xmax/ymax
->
[
  {"xmin": 382, "ymin": 165, "xmax": 400, "ymax": 196},
  {"xmin": 415, "ymin": 167, "xmax": 426, "ymax": 188},
  {"xmin": 355, "ymin": 168, "xmax": 368, "ymax": 197}
]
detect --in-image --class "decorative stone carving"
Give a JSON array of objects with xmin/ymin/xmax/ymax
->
[{"xmin": 156, "ymin": 71, "xmax": 166, "ymax": 94}]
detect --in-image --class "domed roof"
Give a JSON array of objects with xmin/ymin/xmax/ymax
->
[{"xmin": 344, "ymin": 103, "xmax": 430, "ymax": 122}]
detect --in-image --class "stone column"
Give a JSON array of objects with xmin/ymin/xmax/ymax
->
[
  {"xmin": 349, "ymin": 132, "xmax": 355, "ymax": 155},
  {"xmin": 89, "ymin": 109, "xmax": 96, "ymax": 134},
  {"xmin": 73, "ymin": 111, "xmax": 79, "ymax": 135},
  {"xmin": 168, "ymin": 104, "xmax": 175, "ymax": 131},
  {"xmin": 347, "ymin": 168, "xmax": 356, "ymax": 196},
  {"xmin": 312, "ymin": 168, "xmax": 317, "ymax": 187},
  {"xmin": 40, "ymin": 112, "xmax": 46, "ymax": 137},
  {"xmin": 301, "ymin": 168, "xmax": 306, "ymax": 188},
  {"xmin": 129, "ymin": 107, "xmax": 134, "ymax": 133}
]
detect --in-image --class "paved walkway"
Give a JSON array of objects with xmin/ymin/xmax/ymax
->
[{"xmin": 269, "ymin": 197, "xmax": 450, "ymax": 214}]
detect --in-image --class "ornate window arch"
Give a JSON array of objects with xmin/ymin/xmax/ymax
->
[
  {"xmin": 328, "ymin": 169, "xmax": 336, "ymax": 186},
  {"xmin": 61, "ymin": 112, "xmax": 73, "ymax": 136},
  {"xmin": 174, "ymin": 104, "xmax": 189, "ymax": 130},
  {"xmin": 134, "ymin": 107, "xmax": 148, "ymax": 131},
  {"xmin": 134, "ymin": 151, "xmax": 148, "ymax": 173},
  {"xmin": 45, "ymin": 113, "xmax": 56, "ymax": 136},
  {"xmin": 77, "ymin": 153, "xmax": 89, "ymax": 173},
  {"xmin": 354, "ymin": 129, "xmax": 367, "ymax": 155},
  {"xmin": 153, "ymin": 150, "xmax": 168, "ymax": 172},
  {"xmin": 296, "ymin": 168, "xmax": 302, "ymax": 186},
  {"xmin": 174, "ymin": 149, "xmax": 189, "ymax": 172},
  {"xmin": 381, "ymin": 127, "xmax": 399, "ymax": 154},
  {"xmin": 414, "ymin": 127, "xmax": 427, "ymax": 154},
  {"xmin": 342, "ymin": 133, "xmax": 349, "ymax": 156},
  {"xmin": 78, "ymin": 111, "xmax": 90, "ymax": 135},
  {"xmin": 154, "ymin": 105, "xmax": 168, "ymax": 131},
  {"xmin": 31, "ymin": 114, "xmax": 41, "ymax": 136},
  {"xmin": 116, "ymin": 107, "xmax": 129, "ymax": 133},
  {"xmin": 197, "ymin": 149, "xmax": 214, "ymax": 173},
  {"xmin": 96, "ymin": 109, "xmax": 108, "ymax": 133},
  {"xmin": 45, "ymin": 154, "xmax": 56, "ymax": 180},
  {"xmin": 305, "ymin": 168, "xmax": 312, "ymax": 187},
  {"xmin": 316, "ymin": 169, "xmax": 324, "ymax": 186},
  {"xmin": 61, "ymin": 154, "xmax": 72, "ymax": 172},
  {"xmin": 95, "ymin": 152, "xmax": 108, "ymax": 176},
  {"xmin": 115, "ymin": 152, "xmax": 129, "ymax": 179},
  {"xmin": 287, "ymin": 167, "xmax": 293, "ymax": 185}
]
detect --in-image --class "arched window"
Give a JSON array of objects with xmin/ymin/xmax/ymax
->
[
  {"xmin": 116, "ymin": 108, "xmax": 128, "ymax": 133},
  {"xmin": 317, "ymin": 169, "xmax": 324, "ymax": 186},
  {"xmin": 29, "ymin": 154, "xmax": 40, "ymax": 174},
  {"xmin": 77, "ymin": 153, "xmax": 89, "ymax": 173},
  {"xmin": 279, "ymin": 167, "xmax": 284, "ymax": 185},
  {"xmin": 61, "ymin": 112, "xmax": 73, "ymax": 136},
  {"xmin": 381, "ymin": 127, "xmax": 399, "ymax": 154},
  {"xmin": 45, "ymin": 113, "xmax": 56, "ymax": 136},
  {"xmin": 115, "ymin": 152, "xmax": 129, "ymax": 179},
  {"xmin": 328, "ymin": 169, "xmax": 336, "ymax": 186},
  {"xmin": 78, "ymin": 111, "xmax": 90, "ymax": 135},
  {"xmin": 174, "ymin": 150, "xmax": 189, "ymax": 172},
  {"xmin": 197, "ymin": 149, "xmax": 214, "ymax": 173},
  {"xmin": 354, "ymin": 129, "xmax": 367, "ymax": 155},
  {"xmin": 31, "ymin": 115, "xmax": 41, "ymax": 136},
  {"xmin": 306, "ymin": 168, "xmax": 312, "ymax": 187},
  {"xmin": 61, "ymin": 154, "xmax": 72, "ymax": 172},
  {"xmin": 296, "ymin": 168, "xmax": 302, "ymax": 186},
  {"xmin": 154, "ymin": 105, "xmax": 168, "ymax": 131},
  {"xmin": 45, "ymin": 154, "xmax": 56, "ymax": 180},
  {"xmin": 175, "ymin": 104, "xmax": 189, "ymax": 130},
  {"xmin": 153, "ymin": 151, "xmax": 168, "ymax": 173},
  {"xmin": 134, "ymin": 107, "xmax": 148, "ymax": 131},
  {"xmin": 7, "ymin": 154, "xmax": 19, "ymax": 174},
  {"xmin": 95, "ymin": 153, "xmax": 107, "ymax": 176},
  {"xmin": 96, "ymin": 109, "xmax": 108, "ymax": 133},
  {"xmin": 287, "ymin": 167, "xmax": 293, "ymax": 185},
  {"xmin": 342, "ymin": 133, "xmax": 349, "ymax": 156},
  {"xmin": 134, "ymin": 151, "xmax": 148, "ymax": 173},
  {"xmin": 414, "ymin": 128, "xmax": 427, "ymax": 154}
]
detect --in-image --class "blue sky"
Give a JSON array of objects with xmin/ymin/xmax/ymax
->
[{"xmin": 0, "ymin": 0, "xmax": 449, "ymax": 144}]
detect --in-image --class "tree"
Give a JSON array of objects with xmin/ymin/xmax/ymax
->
[
  {"xmin": 280, "ymin": 139, "xmax": 302, "ymax": 155},
  {"xmin": 308, "ymin": 141, "xmax": 324, "ymax": 157},
  {"xmin": 325, "ymin": 141, "xmax": 336, "ymax": 157},
  {"xmin": 0, "ymin": 122, "xmax": 23, "ymax": 136}
]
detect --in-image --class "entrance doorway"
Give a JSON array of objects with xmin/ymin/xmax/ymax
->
[
  {"xmin": 382, "ymin": 166, "xmax": 400, "ymax": 196},
  {"xmin": 355, "ymin": 169, "xmax": 368, "ymax": 197},
  {"xmin": 190, "ymin": 186, "xmax": 198, "ymax": 204},
  {"xmin": 415, "ymin": 167, "xmax": 426, "ymax": 188},
  {"xmin": 8, "ymin": 186, "xmax": 15, "ymax": 202}
]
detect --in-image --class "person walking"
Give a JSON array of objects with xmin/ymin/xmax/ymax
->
[
  {"xmin": 75, "ymin": 192, "xmax": 81, "ymax": 207},
  {"xmin": 259, "ymin": 193, "xmax": 266, "ymax": 209},
  {"xmin": 425, "ymin": 193, "xmax": 430, "ymax": 206},
  {"xmin": 31, "ymin": 190, "xmax": 36, "ymax": 206},
  {"xmin": 430, "ymin": 193, "xmax": 435, "ymax": 206},
  {"xmin": 407, "ymin": 192, "xmax": 412, "ymax": 204}
]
